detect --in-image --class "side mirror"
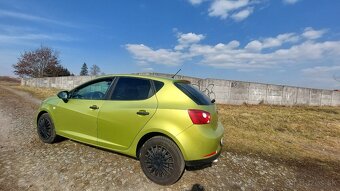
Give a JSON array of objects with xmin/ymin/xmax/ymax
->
[{"xmin": 57, "ymin": 91, "xmax": 69, "ymax": 103}]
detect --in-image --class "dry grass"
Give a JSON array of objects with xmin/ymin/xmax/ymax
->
[
  {"xmin": 0, "ymin": 76, "xmax": 20, "ymax": 83},
  {"xmin": 12, "ymin": 86, "xmax": 61, "ymax": 100},
  {"xmin": 218, "ymin": 104, "xmax": 340, "ymax": 178},
  {"xmin": 0, "ymin": 76, "xmax": 21, "ymax": 86}
]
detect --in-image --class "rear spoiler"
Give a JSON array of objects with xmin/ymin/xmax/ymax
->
[{"xmin": 174, "ymin": 80, "xmax": 191, "ymax": 84}]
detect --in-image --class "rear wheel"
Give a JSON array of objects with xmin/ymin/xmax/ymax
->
[
  {"xmin": 37, "ymin": 113, "xmax": 58, "ymax": 143},
  {"xmin": 139, "ymin": 136, "xmax": 185, "ymax": 185}
]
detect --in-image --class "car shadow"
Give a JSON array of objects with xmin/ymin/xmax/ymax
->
[
  {"xmin": 191, "ymin": 183, "xmax": 205, "ymax": 191},
  {"xmin": 186, "ymin": 163, "xmax": 212, "ymax": 171},
  {"xmin": 64, "ymin": 138, "xmax": 138, "ymax": 160},
  {"xmin": 56, "ymin": 137, "xmax": 215, "ymax": 171}
]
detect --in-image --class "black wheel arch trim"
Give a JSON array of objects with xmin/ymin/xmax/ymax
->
[
  {"xmin": 136, "ymin": 132, "xmax": 184, "ymax": 160},
  {"xmin": 37, "ymin": 110, "xmax": 48, "ymax": 123}
]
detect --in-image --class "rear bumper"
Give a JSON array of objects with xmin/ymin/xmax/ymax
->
[
  {"xmin": 175, "ymin": 121, "xmax": 224, "ymax": 161},
  {"xmin": 185, "ymin": 148, "xmax": 221, "ymax": 167}
]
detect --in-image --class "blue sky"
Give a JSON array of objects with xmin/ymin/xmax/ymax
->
[{"xmin": 0, "ymin": 0, "xmax": 339, "ymax": 89}]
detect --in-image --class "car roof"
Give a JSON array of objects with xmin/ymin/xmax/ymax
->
[{"xmin": 98, "ymin": 74, "xmax": 190, "ymax": 84}]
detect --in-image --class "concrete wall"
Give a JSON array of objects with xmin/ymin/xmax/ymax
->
[
  {"xmin": 21, "ymin": 73, "xmax": 340, "ymax": 106},
  {"xmin": 21, "ymin": 76, "xmax": 95, "ymax": 90}
]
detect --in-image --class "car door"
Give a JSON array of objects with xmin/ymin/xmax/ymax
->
[
  {"xmin": 54, "ymin": 77, "xmax": 114, "ymax": 145},
  {"xmin": 97, "ymin": 77, "xmax": 158, "ymax": 150}
]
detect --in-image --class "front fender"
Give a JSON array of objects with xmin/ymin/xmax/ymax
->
[{"xmin": 36, "ymin": 96, "xmax": 61, "ymax": 130}]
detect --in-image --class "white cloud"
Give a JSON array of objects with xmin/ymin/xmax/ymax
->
[
  {"xmin": 302, "ymin": 27, "xmax": 327, "ymax": 40},
  {"xmin": 0, "ymin": 24, "xmax": 76, "ymax": 46},
  {"xmin": 0, "ymin": 24, "xmax": 35, "ymax": 34},
  {"xmin": 189, "ymin": 0, "xmax": 301, "ymax": 21},
  {"xmin": 263, "ymin": 33, "xmax": 299, "ymax": 47},
  {"xmin": 283, "ymin": 0, "xmax": 300, "ymax": 5},
  {"xmin": 231, "ymin": 7, "xmax": 254, "ymax": 21},
  {"xmin": 175, "ymin": 32, "xmax": 205, "ymax": 50},
  {"xmin": 0, "ymin": 25, "xmax": 76, "ymax": 47},
  {"xmin": 302, "ymin": 66, "xmax": 340, "ymax": 74},
  {"xmin": 208, "ymin": 0, "xmax": 250, "ymax": 19},
  {"xmin": 197, "ymin": 40, "xmax": 340, "ymax": 70},
  {"xmin": 125, "ymin": 44, "xmax": 184, "ymax": 66},
  {"xmin": 188, "ymin": 0, "xmax": 205, "ymax": 5},
  {"xmin": 0, "ymin": 34, "xmax": 74, "ymax": 43},
  {"xmin": 245, "ymin": 40, "xmax": 262, "ymax": 52},
  {"xmin": 0, "ymin": 9, "xmax": 75, "ymax": 27},
  {"xmin": 245, "ymin": 33, "xmax": 300, "ymax": 51},
  {"xmin": 302, "ymin": 66, "xmax": 340, "ymax": 89},
  {"xmin": 177, "ymin": 32, "xmax": 205, "ymax": 44},
  {"xmin": 126, "ymin": 28, "xmax": 340, "ymax": 72}
]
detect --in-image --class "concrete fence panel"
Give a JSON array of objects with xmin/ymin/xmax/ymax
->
[
  {"xmin": 332, "ymin": 91, "xmax": 340, "ymax": 106},
  {"xmin": 229, "ymin": 81, "xmax": 249, "ymax": 105},
  {"xmin": 321, "ymin": 90, "xmax": 333, "ymax": 106},
  {"xmin": 248, "ymin": 83, "xmax": 267, "ymax": 104},
  {"xmin": 205, "ymin": 79, "xmax": 231, "ymax": 104},
  {"xmin": 282, "ymin": 86, "xmax": 298, "ymax": 106},
  {"xmin": 296, "ymin": 88, "xmax": 310, "ymax": 105},
  {"xmin": 310, "ymin": 89, "xmax": 322, "ymax": 106},
  {"xmin": 21, "ymin": 73, "xmax": 340, "ymax": 106},
  {"xmin": 266, "ymin": 85, "xmax": 284, "ymax": 105}
]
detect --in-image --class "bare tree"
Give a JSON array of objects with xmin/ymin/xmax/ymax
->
[
  {"xmin": 90, "ymin": 64, "xmax": 101, "ymax": 76},
  {"xmin": 13, "ymin": 46, "xmax": 71, "ymax": 78},
  {"xmin": 46, "ymin": 65, "xmax": 72, "ymax": 77}
]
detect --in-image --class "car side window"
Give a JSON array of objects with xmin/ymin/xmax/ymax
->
[
  {"xmin": 72, "ymin": 79, "xmax": 113, "ymax": 100},
  {"xmin": 111, "ymin": 77, "xmax": 153, "ymax": 100}
]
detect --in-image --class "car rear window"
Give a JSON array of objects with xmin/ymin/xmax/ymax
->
[{"xmin": 174, "ymin": 82, "xmax": 212, "ymax": 105}]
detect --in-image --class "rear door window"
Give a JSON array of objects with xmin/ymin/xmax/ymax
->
[
  {"xmin": 174, "ymin": 82, "xmax": 212, "ymax": 105},
  {"xmin": 111, "ymin": 77, "xmax": 153, "ymax": 100},
  {"xmin": 153, "ymin": 80, "xmax": 164, "ymax": 93}
]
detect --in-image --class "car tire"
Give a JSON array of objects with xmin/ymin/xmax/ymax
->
[
  {"xmin": 139, "ymin": 136, "xmax": 185, "ymax": 185},
  {"xmin": 37, "ymin": 113, "xmax": 58, "ymax": 143}
]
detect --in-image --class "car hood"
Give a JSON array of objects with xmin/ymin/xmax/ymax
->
[{"xmin": 42, "ymin": 96, "xmax": 59, "ymax": 104}]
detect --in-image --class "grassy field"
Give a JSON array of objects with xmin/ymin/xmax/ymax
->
[
  {"xmin": 12, "ymin": 85, "xmax": 60, "ymax": 100},
  {"xmin": 0, "ymin": 76, "xmax": 21, "ymax": 86},
  {"xmin": 8, "ymin": 84, "xmax": 340, "ymax": 179},
  {"xmin": 0, "ymin": 76, "xmax": 20, "ymax": 83},
  {"xmin": 219, "ymin": 104, "xmax": 340, "ymax": 179}
]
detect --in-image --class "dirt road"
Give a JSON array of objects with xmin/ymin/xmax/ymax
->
[{"xmin": 0, "ymin": 84, "xmax": 338, "ymax": 191}]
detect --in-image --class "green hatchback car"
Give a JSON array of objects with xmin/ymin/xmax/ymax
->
[{"xmin": 36, "ymin": 74, "xmax": 224, "ymax": 185}]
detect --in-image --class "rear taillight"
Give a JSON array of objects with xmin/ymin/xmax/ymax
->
[{"xmin": 188, "ymin": 109, "xmax": 211, "ymax": 124}]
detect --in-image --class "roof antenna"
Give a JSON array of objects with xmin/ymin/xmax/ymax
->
[{"xmin": 171, "ymin": 69, "xmax": 181, "ymax": 78}]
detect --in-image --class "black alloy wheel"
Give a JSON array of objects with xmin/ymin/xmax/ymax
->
[
  {"xmin": 37, "ymin": 113, "xmax": 57, "ymax": 143},
  {"xmin": 145, "ymin": 145, "xmax": 174, "ymax": 178},
  {"xmin": 140, "ymin": 136, "xmax": 185, "ymax": 185}
]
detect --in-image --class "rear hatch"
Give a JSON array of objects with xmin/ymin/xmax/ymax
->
[{"xmin": 174, "ymin": 81, "xmax": 218, "ymax": 129}]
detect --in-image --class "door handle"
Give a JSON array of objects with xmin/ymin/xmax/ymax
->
[
  {"xmin": 89, "ymin": 105, "xmax": 99, "ymax": 110},
  {"xmin": 137, "ymin": 110, "xmax": 149, "ymax": 116}
]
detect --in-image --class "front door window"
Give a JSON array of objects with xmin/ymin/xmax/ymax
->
[{"xmin": 72, "ymin": 79, "xmax": 113, "ymax": 100}]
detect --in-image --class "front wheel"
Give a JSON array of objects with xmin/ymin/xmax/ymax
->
[
  {"xmin": 139, "ymin": 136, "xmax": 185, "ymax": 185},
  {"xmin": 37, "ymin": 113, "xmax": 58, "ymax": 143}
]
